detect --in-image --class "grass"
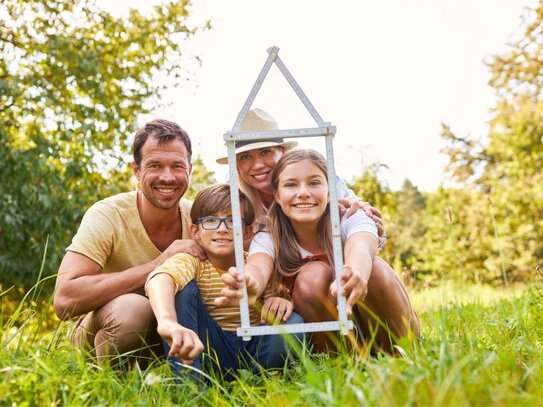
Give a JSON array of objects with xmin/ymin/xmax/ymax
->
[{"xmin": 1, "ymin": 279, "xmax": 542, "ymax": 406}]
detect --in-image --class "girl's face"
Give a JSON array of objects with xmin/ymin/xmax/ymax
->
[
  {"xmin": 237, "ymin": 147, "xmax": 284, "ymax": 192},
  {"xmin": 274, "ymin": 160, "xmax": 329, "ymax": 227}
]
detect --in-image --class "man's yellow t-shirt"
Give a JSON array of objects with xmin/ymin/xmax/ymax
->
[{"xmin": 67, "ymin": 191, "xmax": 192, "ymax": 274}]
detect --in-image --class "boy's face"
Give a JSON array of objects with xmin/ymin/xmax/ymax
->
[{"xmin": 190, "ymin": 211, "xmax": 252, "ymax": 261}]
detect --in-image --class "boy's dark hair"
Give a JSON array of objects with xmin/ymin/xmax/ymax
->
[
  {"xmin": 190, "ymin": 183, "xmax": 255, "ymax": 225},
  {"xmin": 132, "ymin": 119, "xmax": 192, "ymax": 165}
]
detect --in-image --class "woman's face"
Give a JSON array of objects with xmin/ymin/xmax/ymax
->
[
  {"xmin": 236, "ymin": 146, "xmax": 284, "ymax": 192},
  {"xmin": 274, "ymin": 159, "xmax": 329, "ymax": 227}
]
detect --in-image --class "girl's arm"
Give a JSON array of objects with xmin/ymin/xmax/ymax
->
[{"xmin": 330, "ymin": 232, "xmax": 378, "ymax": 316}]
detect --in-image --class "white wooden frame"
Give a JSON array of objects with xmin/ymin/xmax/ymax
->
[{"xmin": 224, "ymin": 46, "xmax": 353, "ymax": 340}]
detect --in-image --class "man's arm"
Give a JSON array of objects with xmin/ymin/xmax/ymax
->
[
  {"xmin": 54, "ymin": 251, "xmax": 152, "ymax": 320},
  {"xmin": 53, "ymin": 239, "xmax": 205, "ymax": 320}
]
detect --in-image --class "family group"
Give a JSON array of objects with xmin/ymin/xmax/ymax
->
[{"xmin": 53, "ymin": 108, "xmax": 419, "ymax": 380}]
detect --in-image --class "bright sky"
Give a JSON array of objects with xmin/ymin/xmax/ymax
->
[{"xmin": 104, "ymin": 0, "xmax": 535, "ymax": 191}]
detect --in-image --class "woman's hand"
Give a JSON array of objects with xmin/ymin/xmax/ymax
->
[
  {"xmin": 337, "ymin": 198, "xmax": 386, "ymax": 242},
  {"xmin": 261, "ymin": 296, "xmax": 294, "ymax": 325},
  {"xmin": 329, "ymin": 264, "xmax": 368, "ymax": 317}
]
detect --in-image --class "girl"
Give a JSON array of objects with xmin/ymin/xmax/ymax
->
[{"xmin": 219, "ymin": 149, "xmax": 419, "ymax": 353}]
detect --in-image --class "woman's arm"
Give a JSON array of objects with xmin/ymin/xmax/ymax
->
[
  {"xmin": 335, "ymin": 176, "xmax": 385, "ymax": 240},
  {"xmin": 337, "ymin": 198, "xmax": 385, "ymax": 240}
]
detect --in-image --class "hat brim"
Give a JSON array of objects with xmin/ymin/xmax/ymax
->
[{"xmin": 216, "ymin": 141, "xmax": 298, "ymax": 164}]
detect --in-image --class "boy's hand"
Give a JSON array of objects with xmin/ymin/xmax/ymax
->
[
  {"xmin": 157, "ymin": 320, "xmax": 204, "ymax": 365},
  {"xmin": 214, "ymin": 267, "xmax": 260, "ymax": 307},
  {"xmin": 261, "ymin": 297, "xmax": 293, "ymax": 325},
  {"xmin": 329, "ymin": 264, "xmax": 368, "ymax": 317}
]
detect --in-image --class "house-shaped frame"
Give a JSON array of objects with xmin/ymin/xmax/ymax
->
[{"xmin": 224, "ymin": 46, "xmax": 353, "ymax": 340}]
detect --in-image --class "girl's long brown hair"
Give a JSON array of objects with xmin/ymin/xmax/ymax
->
[{"xmin": 267, "ymin": 149, "xmax": 334, "ymax": 297}]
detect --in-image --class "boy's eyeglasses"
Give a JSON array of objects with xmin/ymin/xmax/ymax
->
[{"xmin": 196, "ymin": 216, "xmax": 245, "ymax": 230}]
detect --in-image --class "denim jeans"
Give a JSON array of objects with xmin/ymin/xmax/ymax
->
[{"xmin": 164, "ymin": 280, "xmax": 304, "ymax": 380}]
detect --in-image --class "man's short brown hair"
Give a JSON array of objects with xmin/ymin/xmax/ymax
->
[{"xmin": 133, "ymin": 119, "xmax": 192, "ymax": 165}]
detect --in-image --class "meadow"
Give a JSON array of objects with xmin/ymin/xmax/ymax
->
[{"xmin": 2, "ymin": 279, "xmax": 542, "ymax": 406}]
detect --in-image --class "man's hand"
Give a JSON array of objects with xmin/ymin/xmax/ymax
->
[
  {"xmin": 214, "ymin": 267, "xmax": 260, "ymax": 307},
  {"xmin": 156, "ymin": 239, "xmax": 207, "ymax": 266},
  {"xmin": 157, "ymin": 320, "xmax": 204, "ymax": 365},
  {"xmin": 329, "ymin": 264, "xmax": 368, "ymax": 317},
  {"xmin": 261, "ymin": 297, "xmax": 294, "ymax": 324}
]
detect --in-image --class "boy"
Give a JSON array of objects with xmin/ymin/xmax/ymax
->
[{"xmin": 145, "ymin": 183, "xmax": 303, "ymax": 379}]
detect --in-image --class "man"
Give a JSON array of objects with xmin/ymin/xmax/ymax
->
[{"xmin": 54, "ymin": 119, "xmax": 205, "ymax": 366}]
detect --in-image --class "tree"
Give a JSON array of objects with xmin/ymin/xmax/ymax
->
[
  {"xmin": 185, "ymin": 155, "xmax": 217, "ymax": 201},
  {"xmin": 0, "ymin": 0, "xmax": 203, "ymax": 288},
  {"xmin": 439, "ymin": 1, "xmax": 543, "ymax": 282},
  {"xmin": 390, "ymin": 180, "xmax": 426, "ymax": 282}
]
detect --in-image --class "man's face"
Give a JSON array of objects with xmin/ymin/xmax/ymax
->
[{"xmin": 133, "ymin": 137, "xmax": 192, "ymax": 210}]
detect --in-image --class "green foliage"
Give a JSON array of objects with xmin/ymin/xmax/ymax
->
[
  {"xmin": 389, "ymin": 180, "xmax": 426, "ymax": 281},
  {"xmin": 349, "ymin": 162, "xmax": 395, "ymax": 213},
  {"xmin": 438, "ymin": 2, "xmax": 543, "ymax": 282},
  {"xmin": 348, "ymin": 2, "xmax": 542, "ymax": 285},
  {"xmin": 0, "ymin": 0, "xmax": 202, "ymax": 288},
  {"xmin": 2, "ymin": 279, "xmax": 542, "ymax": 405},
  {"xmin": 185, "ymin": 154, "xmax": 217, "ymax": 201}
]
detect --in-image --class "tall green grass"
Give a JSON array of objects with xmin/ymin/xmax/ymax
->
[{"xmin": 2, "ymin": 276, "xmax": 542, "ymax": 405}]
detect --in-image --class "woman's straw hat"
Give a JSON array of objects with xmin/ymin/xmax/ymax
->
[{"xmin": 216, "ymin": 108, "xmax": 297, "ymax": 164}]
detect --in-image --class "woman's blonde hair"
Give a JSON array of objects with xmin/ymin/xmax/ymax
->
[
  {"xmin": 267, "ymin": 148, "xmax": 333, "ymax": 297},
  {"xmin": 238, "ymin": 176, "xmax": 265, "ymax": 226}
]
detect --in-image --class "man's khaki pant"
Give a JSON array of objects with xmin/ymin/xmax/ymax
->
[{"xmin": 71, "ymin": 293, "xmax": 162, "ymax": 366}]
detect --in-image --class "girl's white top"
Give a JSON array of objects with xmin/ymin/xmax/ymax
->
[{"xmin": 249, "ymin": 210, "xmax": 378, "ymax": 259}]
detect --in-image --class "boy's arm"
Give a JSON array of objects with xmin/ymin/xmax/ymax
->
[
  {"xmin": 146, "ymin": 273, "xmax": 203, "ymax": 364},
  {"xmin": 215, "ymin": 252, "xmax": 274, "ymax": 307}
]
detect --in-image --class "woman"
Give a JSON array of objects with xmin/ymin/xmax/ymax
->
[
  {"xmin": 216, "ymin": 108, "xmax": 385, "ymax": 239},
  {"xmin": 219, "ymin": 148, "xmax": 419, "ymax": 353}
]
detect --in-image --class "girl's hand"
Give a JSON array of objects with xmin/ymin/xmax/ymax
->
[
  {"xmin": 330, "ymin": 264, "xmax": 368, "ymax": 317},
  {"xmin": 214, "ymin": 267, "xmax": 260, "ymax": 307},
  {"xmin": 261, "ymin": 296, "xmax": 294, "ymax": 325}
]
